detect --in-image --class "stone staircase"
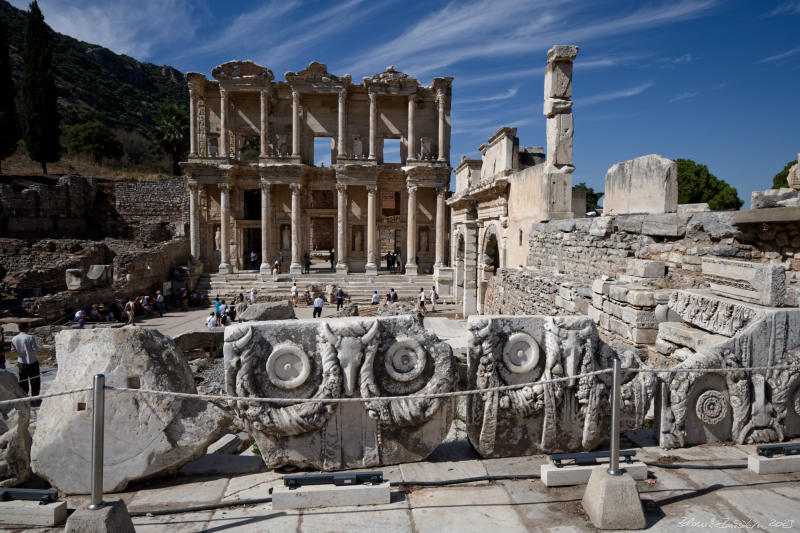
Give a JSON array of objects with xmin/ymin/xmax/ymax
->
[{"xmin": 197, "ymin": 270, "xmax": 436, "ymax": 304}]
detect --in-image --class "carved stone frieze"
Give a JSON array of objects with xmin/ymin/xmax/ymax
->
[
  {"xmin": 668, "ymin": 290, "xmax": 761, "ymax": 337},
  {"xmin": 223, "ymin": 316, "xmax": 454, "ymax": 470}
]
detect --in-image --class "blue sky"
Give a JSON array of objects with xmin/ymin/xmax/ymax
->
[{"xmin": 13, "ymin": 0, "xmax": 800, "ymax": 206}]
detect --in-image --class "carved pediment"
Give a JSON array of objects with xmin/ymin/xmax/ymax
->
[
  {"xmin": 363, "ymin": 66, "xmax": 419, "ymax": 90},
  {"xmin": 212, "ymin": 60, "xmax": 273, "ymax": 81},
  {"xmin": 285, "ymin": 61, "xmax": 351, "ymax": 87}
]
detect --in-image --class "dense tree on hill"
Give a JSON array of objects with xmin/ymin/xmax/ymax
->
[
  {"xmin": 21, "ymin": 1, "xmax": 60, "ymax": 174},
  {"xmin": 0, "ymin": 20, "xmax": 20, "ymax": 174},
  {"xmin": 64, "ymin": 120, "xmax": 123, "ymax": 164},
  {"xmin": 572, "ymin": 182, "xmax": 603, "ymax": 211},
  {"xmin": 152, "ymin": 104, "xmax": 189, "ymax": 176},
  {"xmin": 771, "ymin": 160, "xmax": 797, "ymax": 189},
  {"xmin": 676, "ymin": 158, "xmax": 743, "ymax": 210}
]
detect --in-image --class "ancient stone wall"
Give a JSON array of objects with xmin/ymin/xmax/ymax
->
[{"xmin": 114, "ymin": 177, "xmax": 189, "ymax": 240}]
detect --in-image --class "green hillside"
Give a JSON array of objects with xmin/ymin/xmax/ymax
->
[{"xmin": 0, "ymin": 0, "xmax": 187, "ymax": 137}]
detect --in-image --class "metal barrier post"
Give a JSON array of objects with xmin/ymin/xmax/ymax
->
[
  {"xmin": 88, "ymin": 374, "xmax": 105, "ymax": 510},
  {"xmin": 607, "ymin": 357, "xmax": 622, "ymax": 476}
]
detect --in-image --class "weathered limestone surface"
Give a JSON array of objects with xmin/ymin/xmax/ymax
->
[
  {"xmin": 788, "ymin": 155, "xmax": 800, "ymax": 189},
  {"xmin": 603, "ymin": 154, "xmax": 678, "ymax": 215},
  {"xmin": 702, "ymin": 257, "xmax": 786, "ymax": 306},
  {"xmin": 657, "ymin": 290, "xmax": 800, "ymax": 447},
  {"xmin": 238, "ymin": 300, "xmax": 296, "ymax": 321},
  {"xmin": 0, "ymin": 371, "xmax": 31, "ymax": 487},
  {"xmin": 751, "ymin": 187, "xmax": 800, "ymax": 209},
  {"xmin": 32, "ymin": 328, "xmax": 232, "ymax": 494},
  {"xmin": 466, "ymin": 315, "xmax": 655, "ymax": 457},
  {"xmin": 224, "ymin": 316, "xmax": 454, "ymax": 470}
]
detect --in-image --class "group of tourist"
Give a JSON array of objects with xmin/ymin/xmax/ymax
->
[
  {"xmin": 206, "ymin": 292, "xmax": 253, "ymax": 329},
  {"xmin": 384, "ymin": 250, "xmax": 404, "ymax": 273}
]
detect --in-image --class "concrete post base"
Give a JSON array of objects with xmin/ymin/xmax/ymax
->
[
  {"xmin": 259, "ymin": 263, "xmax": 271, "ymax": 276},
  {"xmin": 218, "ymin": 263, "xmax": 231, "ymax": 275},
  {"xmin": 405, "ymin": 264, "xmax": 418, "ymax": 276},
  {"xmin": 336, "ymin": 264, "xmax": 349, "ymax": 276},
  {"xmin": 365, "ymin": 263, "xmax": 377, "ymax": 276},
  {"xmin": 65, "ymin": 500, "xmax": 135, "ymax": 533},
  {"xmin": 581, "ymin": 469, "xmax": 646, "ymax": 530},
  {"xmin": 289, "ymin": 263, "xmax": 302, "ymax": 275}
]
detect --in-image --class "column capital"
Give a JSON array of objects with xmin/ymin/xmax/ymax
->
[
  {"xmin": 336, "ymin": 183, "xmax": 348, "ymax": 193},
  {"xmin": 436, "ymin": 186, "xmax": 447, "ymax": 196},
  {"xmin": 408, "ymin": 92, "xmax": 416, "ymax": 102},
  {"xmin": 259, "ymin": 181, "xmax": 271, "ymax": 193},
  {"xmin": 436, "ymin": 89, "xmax": 446, "ymax": 105},
  {"xmin": 289, "ymin": 182, "xmax": 302, "ymax": 194},
  {"xmin": 260, "ymin": 87, "xmax": 268, "ymax": 97},
  {"xmin": 338, "ymin": 89, "xmax": 347, "ymax": 103},
  {"xmin": 189, "ymin": 86, "xmax": 197, "ymax": 97},
  {"xmin": 218, "ymin": 182, "xmax": 230, "ymax": 193},
  {"xmin": 406, "ymin": 182, "xmax": 418, "ymax": 194},
  {"xmin": 366, "ymin": 184, "xmax": 378, "ymax": 194},
  {"xmin": 188, "ymin": 181, "xmax": 199, "ymax": 193},
  {"xmin": 291, "ymin": 87, "xmax": 299, "ymax": 99},
  {"xmin": 220, "ymin": 87, "xmax": 228, "ymax": 98},
  {"xmin": 368, "ymin": 91, "xmax": 376, "ymax": 104}
]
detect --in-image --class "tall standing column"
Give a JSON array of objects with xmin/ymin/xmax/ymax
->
[
  {"xmin": 289, "ymin": 183, "xmax": 302, "ymax": 275},
  {"xmin": 407, "ymin": 93, "xmax": 416, "ymax": 161},
  {"xmin": 291, "ymin": 89, "xmax": 300, "ymax": 157},
  {"xmin": 219, "ymin": 89, "xmax": 229, "ymax": 158},
  {"xmin": 259, "ymin": 181, "xmax": 271, "ymax": 276},
  {"xmin": 437, "ymin": 90, "xmax": 446, "ymax": 161},
  {"xmin": 434, "ymin": 187, "xmax": 446, "ymax": 268},
  {"xmin": 189, "ymin": 88, "xmax": 198, "ymax": 156},
  {"xmin": 365, "ymin": 185, "xmax": 377, "ymax": 275},
  {"xmin": 218, "ymin": 183, "xmax": 231, "ymax": 274},
  {"xmin": 336, "ymin": 183, "xmax": 348, "ymax": 275},
  {"xmin": 259, "ymin": 89, "xmax": 269, "ymax": 157},
  {"xmin": 368, "ymin": 92, "xmax": 376, "ymax": 160},
  {"xmin": 337, "ymin": 90, "xmax": 346, "ymax": 161},
  {"xmin": 188, "ymin": 183, "xmax": 200, "ymax": 261},
  {"xmin": 405, "ymin": 182, "xmax": 418, "ymax": 276}
]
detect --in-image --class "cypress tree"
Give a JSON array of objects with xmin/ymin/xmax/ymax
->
[
  {"xmin": 21, "ymin": 1, "xmax": 60, "ymax": 174},
  {"xmin": 0, "ymin": 20, "xmax": 21, "ymax": 174}
]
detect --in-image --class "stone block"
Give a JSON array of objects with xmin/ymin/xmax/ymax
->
[
  {"xmin": 668, "ymin": 290, "xmax": 762, "ymax": 337},
  {"xmin": 627, "ymin": 259, "xmax": 665, "ymax": 278},
  {"xmin": 598, "ymin": 311, "xmax": 610, "ymax": 331},
  {"xmin": 544, "ymin": 60, "xmax": 573, "ymax": 99},
  {"xmin": 547, "ymin": 44, "xmax": 579, "ymax": 63},
  {"xmin": 751, "ymin": 187, "xmax": 800, "ymax": 209},
  {"xmin": 65, "ymin": 500, "xmax": 134, "ymax": 533},
  {"xmin": 622, "ymin": 307, "xmax": 657, "ymax": 329},
  {"xmin": 701, "ymin": 257, "xmax": 786, "ymax": 306},
  {"xmin": 541, "ymin": 461, "xmax": 647, "ymax": 487},
  {"xmin": 179, "ymin": 453, "xmax": 265, "ymax": 476},
  {"xmin": 641, "ymin": 214, "xmax": 686, "ymax": 237},
  {"xmin": 207, "ymin": 432, "xmax": 242, "ymax": 454},
  {"xmin": 603, "ymin": 154, "xmax": 678, "ymax": 215},
  {"xmin": 238, "ymin": 300, "xmax": 296, "ymax": 321},
  {"xmin": 678, "ymin": 203, "xmax": 710, "ymax": 214},
  {"xmin": 0, "ymin": 499, "xmax": 67, "ymax": 527},
  {"xmin": 591, "ymin": 293, "xmax": 605, "ymax": 309},
  {"xmin": 85, "ymin": 264, "xmax": 112, "ymax": 286},
  {"xmin": 32, "ymin": 328, "xmax": 232, "ymax": 494},
  {"xmin": 614, "ymin": 214, "xmax": 647, "ymax": 233},
  {"xmin": 591, "ymin": 278, "xmax": 610, "ymax": 295},
  {"xmin": 546, "ymin": 114, "xmax": 573, "ymax": 166},
  {"xmin": 657, "ymin": 321, "xmax": 726, "ymax": 350},
  {"xmin": 587, "ymin": 305, "xmax": 602, "ymax": 324},
  {"xmin": 543, "ymin": 97, "xmax": 572, "ymax": 117},
  {"xmin": 631, "ymin": 327, "xmax": 658, "ymax": 345},
  {"xmin": 224, "ymin": 317, "xmax": 454, "ymax": 470},
  {"xmin": 747, "ymin": 454, "xmax": 800, "ymax": 474},
  {"xmin": 581, "ymin": 470, "xmax": 646, "ymax": 530},
  {"xmin": 589, "ymin": 216, "xmax": 612, "ymax": 236},
  {"xmin": 466, "ymin": 315, "xmax": 656, "ymax": 458},
  {"xmin": 272, "ymin": 481, "xmax": 391, "ymax": 510},
  {"xmin": 65, "ymin": 268, "xmax": 86, "ymax": 291},
  {"xmin": 608, "ymin": 285, "xmax": 629, "ymax": 302},
  {"xmin": 654, "ymin": 338, "xmax": 675, "ymax": 355},
  {"xmin": 0, "ymin": 371, "xmax": 31, "ymax": 488},
  {"xmin": 626, "ymin": 289, "xmax": 655, "ymax": 307},
  {"xmin": 603, "ymin": 299, "xmax": 623, "ymax": 319}
]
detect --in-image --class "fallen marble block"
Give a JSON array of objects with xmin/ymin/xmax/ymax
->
[
  {"xmin": 238, "ymin": 300, "xmax": 296, "ymax": 322},
  {"xmin": 465, "ymin": 315, "xmax": 656, "ymax": 458},
  {"xmin": 224, "ymin": 316, "xmax": 455, "ymax": 470},
  {"xmin": 701, "ymin": 257, "xmax": 785, "ymax": 307},
  {"xmin": 32, "ymin": 328, "xmax": 232, "ymax": 494},
  {"xmin": 0, "ymin": 371, "xmax": 31, "ymax": 487}
]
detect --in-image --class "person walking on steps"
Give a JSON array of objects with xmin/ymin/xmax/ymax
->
[
  {"xmin": 291, "ymin": 282, "xmax": 298, "ymax": 306},
  {"xmin": 11, "ymin": 323, "xmax": 41, "ymax": 400},
  {"xmin": 335, "ymin": 286, "xmax": 345, "ymax": 311},
  {"xmin": 313, "ymin": 294, "xmax": 325, "ymax": 318},
  {"xmin": 429, "ymin": 285, "xmax": 438, "ymax": 312},
  {"xmin": 418, "ymin": 288, "xmax": 426, "ymax": 311}
]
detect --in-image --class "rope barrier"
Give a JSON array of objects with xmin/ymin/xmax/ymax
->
[
  {"xmin": 625, "ymin": 364, "xmax": 800, "ymax": 374},
  {"xmin": 0, "ymin": 386, "xmax": 93, "ymax": 407}
]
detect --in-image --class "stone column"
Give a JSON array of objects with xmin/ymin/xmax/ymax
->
[
  {"xmin": 218, "ymin": 183, "xmax": 231, "ymax": 274},
  {"xmin": 365, "ymin": 185, "xmax": 377, "ymax": 275},
  {"xmin": 188, "ymin": 182, "xmax": 200, "ymax": 261},
  {"xmin": 291, "ymin": 88, "xmax": 300, "ymax": 157},
  {"xmin": 543, "ymin": 44, "xmax": 579, "ymax": 220},
  {"xmin": 405, "ymin": 182, "xmax": 418, "ymax": 276},
  {"xmin": 434, "ymin": 187, "xmax": 446, "ymax": 268},
  {"xmin": 368, "ymin": 92, "xmax": 376, "ymax": 160},
  {"xmin": 337, "ymin": 89, "xmax": 346, "ymax": 161},
  {"xmin": 259, "ymin": 181, "xmax": 271, "ymax": 275},
  {"xmin": 219, "ymin": 89, "xmax": 229, "ymax": 158},
  {"xmin": 336, "ymin": 183, "xmax": 348, "ymax": 275},
  {"xmin": 259, "ymin": 89, "xmax": 269, "ymax": 157},
  {"xmin": 407, "ymin": 93, "xmax": 416, "ymax": 161},
  {"xmin": 189, "ymin": 87, "xmax": 198, "ymax": 156},
  {"xmin": 289, "ymin": 183, "xmax": 302, "ymax": 275},
  {"xmin": 437, "ymin": 90, "xmax": 445, "ymax": 161},
  {"xmin": 462, "ymin": 222, "xmax": 478, "ymax": 316}
]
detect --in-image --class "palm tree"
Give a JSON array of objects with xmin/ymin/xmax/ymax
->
[{"xmin": 152, "ymin": 104, "xmax": 188, "ymax": 176}]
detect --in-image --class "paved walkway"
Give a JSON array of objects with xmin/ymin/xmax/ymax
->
[{"xmin": 37, "ymin": 439, "xmax": 799, "ymax": 532}]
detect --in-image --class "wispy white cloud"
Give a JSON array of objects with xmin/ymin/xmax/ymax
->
[
  {"xmin": 458, "ymin": 87, "xmax": 519, "ymax": 104},
  {"xmin": 669, "ymin": 52, "xmax": 694, "ymax": 63},
  {"xmin": 758, "ymin": 46, "xmax": 800, "ymax": 63},
  {"xmin": 763, "ymin": 1, "xmax": 800, "ymax": 17},
  {"xmin": 576, "ymin": 82, "xmax": 654, "ymax": 106},
  {"xmin": 668, "ymin": 82, "xmax": 724, "ymax": 103},
  {"xmin": 9, "ymin": 0, "xmax": 196, "ymax": 60},
  {"xmin": 344, "ymin": 0, "xmax": 717, "ymax": 77}
]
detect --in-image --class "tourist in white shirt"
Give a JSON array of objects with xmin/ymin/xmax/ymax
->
[
  {"xmin": 418, "ymin": 288, "xmax": 426, "ymax": 311},
  {"xmin": 10, "ymin": 324, "xmax": 40, "ymax": 397},
  {"xmin": 205, "ymin": 312, "xmax": 217, "ymax": 329},
  {"xmin": 250, "ymin": 287, "xmax": 257, "ymax": 304},
  {"xmin": 371, "ymin": 291, "xmax": 380, "ymax": 304},
  {"xmin": 313, "ymin": 295, "xmax": 325, "ymax": 318},
  {"xmin": 291, "ymin": 282, "xmax": 298, "ymax": 306},
  {"xmin": 429, "ymin": 286, "xmax": 438, "ymax": 312}
]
